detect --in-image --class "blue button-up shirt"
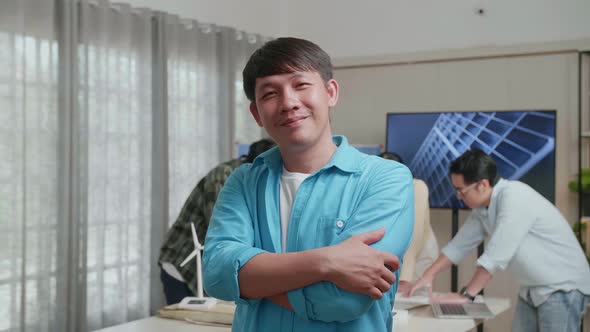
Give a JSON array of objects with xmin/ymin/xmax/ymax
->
[{"xmin": 203, "ymin": 136, "xmax": 414, "ymax": 332}]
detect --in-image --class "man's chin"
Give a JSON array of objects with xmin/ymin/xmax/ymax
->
[{"xmin": 278, "ymin": 136, "xmax": 314, "ymax": 151}]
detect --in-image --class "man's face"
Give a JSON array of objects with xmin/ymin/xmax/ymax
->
[
  {"xmin": 249, "ymin": 71, "xmax": 338, "ymax": 151},
  {"xmin": 451, "ymin": 173, "xmax": 487, "ymax": 208}
]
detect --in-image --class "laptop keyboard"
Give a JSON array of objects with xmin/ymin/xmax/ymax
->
[{"xmin": 439, "ymin": 304, "xmax": 467, "ymax": 316}]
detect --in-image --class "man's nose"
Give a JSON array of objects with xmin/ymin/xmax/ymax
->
[{"xmin": 280, "ymin": 88, "xmax": 301, "ymax": 112}]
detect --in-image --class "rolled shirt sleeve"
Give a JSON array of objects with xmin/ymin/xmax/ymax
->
[
  {"xmin": 441, "ymin": 212, "xmax": 486, "ymax": 265},
  {"xmin": 287, "ymin": 163, "xmax": 415, "ymax": 322},
  {"xmin": 202, "ymin": 167, "xmax": 266, "ymax": 305}
]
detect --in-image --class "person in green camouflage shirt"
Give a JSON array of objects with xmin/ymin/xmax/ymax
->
[{"xmin": 159, "ymin": 138, "xmax": 275, "ymax": 304}]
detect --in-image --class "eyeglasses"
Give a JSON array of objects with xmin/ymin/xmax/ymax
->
[{"xmin": 455, "ymin": 181, "xmax": 479, "ymax": 198}]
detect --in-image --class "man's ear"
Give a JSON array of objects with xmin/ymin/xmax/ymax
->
[
  {"xmin": 326, "ymin": 79, "xmax": 339, "ymax": 107},
  {"xmin": 249, "ymin": 102, "xmax": 263, "ymax": 127},
  {"xmin": 480, "ymin": 179, "xmax": 490, "ymax": 190}
]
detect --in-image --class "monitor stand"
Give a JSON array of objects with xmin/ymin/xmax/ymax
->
[
  {"xmin": 450, "ymin": 207, "xmax": 485, "ymax": 292},
  {"xmin": 451, "ymin": 207, "xmax": 459, "ymax": 292},
  {"xmin": 451, "ymin": 207, "xmax": 485, "ymax": 332}
]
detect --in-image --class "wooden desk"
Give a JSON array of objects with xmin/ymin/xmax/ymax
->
[{"xmin": 94, "ymin": 297, "xmax": 510, "ymax": 332}]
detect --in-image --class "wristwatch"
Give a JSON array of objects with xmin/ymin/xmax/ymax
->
[{"xmin": 460, "ymin": 286, "xmax": 476, "ymax": 302}]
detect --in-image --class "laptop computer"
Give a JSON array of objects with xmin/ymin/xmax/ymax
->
[{"xmin": 431, "ymin": 302, "xmax": 495, "ymax": 319}]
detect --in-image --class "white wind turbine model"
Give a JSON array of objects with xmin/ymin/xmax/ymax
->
[{"xmin": 178, "ymin": 222, "xmax": 217, "ymax": 309}]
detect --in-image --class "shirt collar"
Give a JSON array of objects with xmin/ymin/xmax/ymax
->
[
  {"xmin": 252, "ymin": 135, "xmax": 362, "ymax": 174},
  {"xmin": 488, "ymin": 178, "xmax": 506, "ymax": 207},
  {"xmin": 321, "ymin": 136, "xmax": 362, "ymax": 173}
]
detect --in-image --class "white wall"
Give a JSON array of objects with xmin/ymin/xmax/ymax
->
[
  {"xmin": 121, "ymin": 0, "xmax": 590, "ymax": 59},
  {"xmin": 286, "ymin": 0, "xmax": 590, "ymax": 58},
  {"xmin": 122, "ymin": 0, "xmax": 287, "ymax": 37}
]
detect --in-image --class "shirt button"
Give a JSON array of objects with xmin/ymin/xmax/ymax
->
[{"xmin": 336, "ymin": 220, "xmax": 344, "ymax": 228}]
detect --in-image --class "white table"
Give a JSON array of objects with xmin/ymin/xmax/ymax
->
[
  {"xmin": 404, "ymin": 297, "xmax": 510, "ymax": 332},
  {"xmin": 95, "ymin": 297, "xmax": 510, "ymax": 332},
  {"xmin": 94, "ymin": 317, "xmax": 229, "ymax": 332}
]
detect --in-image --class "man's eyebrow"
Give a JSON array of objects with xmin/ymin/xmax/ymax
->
[
  {"xmin": 256, "ymin": 72, "xmax": 311, "ymax": 93},
  {"xmin": 256, "ymin": 82, "xmax": 275, "ymax": 92}
]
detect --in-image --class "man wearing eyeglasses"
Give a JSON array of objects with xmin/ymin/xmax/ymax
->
[{"xmin": 408, "ymin": 148, "xmax": 590, "ymax": 332}]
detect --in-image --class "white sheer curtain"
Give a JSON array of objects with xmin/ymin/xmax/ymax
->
[
  {"xmin": 0, "ymin": 1, "xmax": 61, "ymax": 332},
  {"xmin": 231, "ymin": 31, "xmax": 268, "ymax": 148},
  {"xmin": 164, "ymin": 18, "xmax": 267, "ymax": 223},
  {"xmin": 165, "ymin": 17, "xmax": 223, "ymax": 224},
  {"xmin": 75, "ymin": 2, "xmax": 154, "ymax": 330},
  {"xmin": 0, "ymin": 0, "xmax": 268, "ymax": 331}
]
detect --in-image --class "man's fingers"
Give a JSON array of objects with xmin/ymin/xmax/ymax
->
[
  {"xmin": 408, "ymin": 281, "xmax": 423, "ymax": 297},
  {"xmin": 355, "ymin": 227, "xmax": 385, "ymax": 245},
  {"xmin": 407, "ymin": 282, "xmax": 419, "ymax": 296},
  {"xmin": 380, "ymin": 265, "xmax": 396, "ymax": 284},
  {"xmin": 376, "ymin": 278, "xmax": 391, "ymax": 293},
  {"xmin": 401, "ymin": 286, "xmax": 411, "ymax": 297},
  {"xmin": 368, "ymin": 287, "xmax": 383, "ymax": 299},
  {"xmin": 382, "ymin": 252, "xmax": 400, "ymax": 272}
]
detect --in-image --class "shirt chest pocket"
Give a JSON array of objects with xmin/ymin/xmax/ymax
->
[{"xmin": 315, "ymin": 217, "xmax": 347, "ymax": 247}]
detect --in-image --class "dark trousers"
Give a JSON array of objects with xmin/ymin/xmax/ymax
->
[{"xmin": 160, "ymin": 268, "xmax": 194, "ymax": 305}]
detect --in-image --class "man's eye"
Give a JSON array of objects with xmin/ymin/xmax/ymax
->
[
  {"xmin": 261, "ymin": 91, "xmax": 276, "ymax": 99},
  {"xmin": 296, "ymin": 82, "xmax": 310, "ymax": 88}
]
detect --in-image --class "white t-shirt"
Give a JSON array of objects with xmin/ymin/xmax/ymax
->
[{"xmin": 279, "ymin": 167, "xmax": 311, "ymax": 252}]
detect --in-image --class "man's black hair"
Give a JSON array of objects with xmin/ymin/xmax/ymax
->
[
  {"xmin": 449, "ymin": 148, "xmax": 499, "ymax": 186},
  {"xmin": 242, "ymin": 37, "xmax": 333, "ymax": 102}
]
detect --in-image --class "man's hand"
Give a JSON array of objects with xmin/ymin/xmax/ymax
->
[
  {"xmin": 397, "ymin": 280, "xmax": 412, "ymax": 296},
  {"xmin": 266, "ymin": 293, "xmax": 294, "ymax": 311},
  {"xmin": 407, "ymin": 275, "xmax": 433, "ymax": 297},
  {"xmin": 323, "ymin": 228, "xmax": 399, "ymax": 299}
]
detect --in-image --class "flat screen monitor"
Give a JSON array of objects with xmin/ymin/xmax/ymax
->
[{"xmin": 386, "ymin": 111, "xmax": 556, "ymax": 209}]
